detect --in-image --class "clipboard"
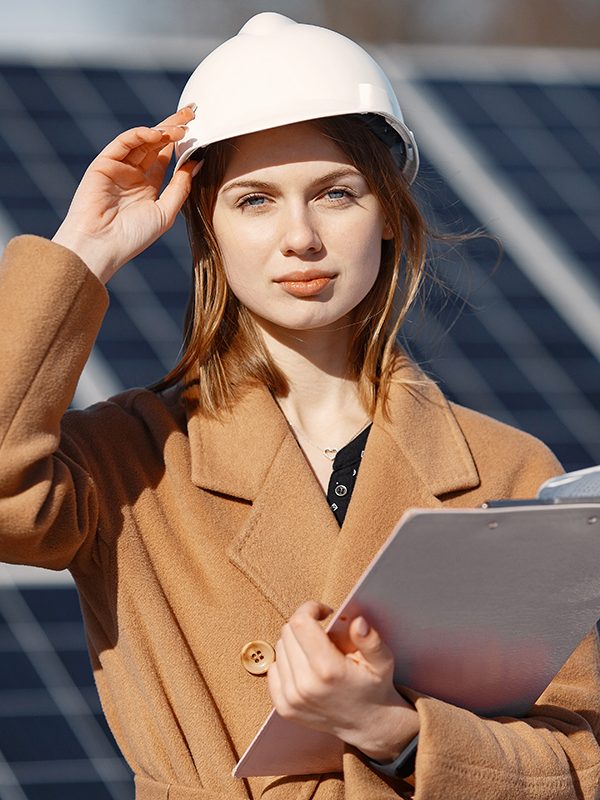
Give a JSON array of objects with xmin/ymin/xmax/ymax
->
[{"xmin": 234, "ymin": 501, "xmax": 600, "ymax": 777}]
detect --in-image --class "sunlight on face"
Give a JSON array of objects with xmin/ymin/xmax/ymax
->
[{"xmin": 212, "ymin": 122, "xmax": 392, "ymax": 336}]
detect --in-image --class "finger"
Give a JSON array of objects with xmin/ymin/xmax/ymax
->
[
  {"xmin": 348, "ymin": 617, "xmax": 395, "ymax": 674},
  {"xmin": 268, "ymin": 644, "xmax": 302, "ymax": 718},
  {"xmin": 124, "ymin": 142, "xmax": 159, "ymax": 169},
  {"xmin": 279, "ymin": 622, "xmax": 316, "ymax": 684},
  {"xmin": 135, "ymin": 129, "xmax": 185, "ymax": 175},
  {"xmin": 124, "ymin": 124, "xmax": 186, "ymax": 171},
  {"xmin": 292, "ymin": 600, "xmax": 333, "ymax": 623},
  {"xmin": 98, "ymin": 126, "xmax": 167, "ymax": 163},
  {"xmin": 155, "ymin": 161, "xmax": 195, "ymax": 226},
  {"xmin": 266, "ymin": 657, "xmax": 283, "ymax": 704},
  {"xmin": 155, "ymin": 103, "xmax": 196, "ymax": 130},
  {"xmin": 274, "ymin": 633, "xmax": 303, "ymax": 694},
  {"xmin": 146, "ymin": 137, "xmax": 178, "ymax": 191},
  {"xmin": 286, "ymin": 602, "xmax": 342, "ymax": 675}
]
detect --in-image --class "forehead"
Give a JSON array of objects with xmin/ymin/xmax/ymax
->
[{"xmin": 221, "ymin": 121, "xmax": 352, "ymax": 184}]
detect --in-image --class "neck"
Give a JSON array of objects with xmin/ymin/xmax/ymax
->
[{"xmin": 252, "ymin": 314, "xmax": 371, "ymax": 441}]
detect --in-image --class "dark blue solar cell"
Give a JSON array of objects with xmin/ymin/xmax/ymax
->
[
  {"xmin": 43, "ymin": 623, "xmax": 88, "ymax": 652},
  {"xmin": 0, "ymin": 130, "xmax": 12, "ymax": 156},
  {"xmin": 472, "ymin": 126, "xmax": 532, "ymax": 168},
  {"xmin": 0, "ymin": 715, "xmax": 88, "ymax": 761},
  {"xmin": 93, "ymin": 712, "xmax": 129, "ymax": 760},
  {"xmin": 57, "ymin": 650, "xmax": 96, "ymax": 689},
  {"xmin": 164, "ymin": 71, "xmax": 189, "ymax": 95},
  {"xmin": 0, "ymin": 624, "xmax": 19, "ymax": 649},
  {"xmin": 8, "ymin": 205, "xmax": 61, "ymax": 239},
  {"xmin": 496, "ymin": 391, "xmax": 553, "ymax": 412},
  {"xmin": 0, "ymin": 161, "xmax": 45, "ymax": 200},
  {"xmin": 108, "ymin": 358, "xmax": 170, "ymax": 388},
  {"xmin": 584, "ymin": 84, "xmax": 600, "ymax": 107},
  {"xmin": 97, "ymin": 338, "xmax": 160, "ymax": 360},
  {"xmin": 544, "ymin": 84, "xmax": 600, "ymax": 128},
  {"xmin": 81, "ymin": 70, "xmax": 148, "ymax": 116},
  {"xmin": 421, "ymin": 80, "xmax": 496, "ymax": 125},
  {"xmin": 23, "ymin": 588, "xmax": 83, "ymax": 624},
  {"xmin": 99, "ymin": 299, "xmax": 146, "ymax": 340},
  {"xmin": 557, "ymin": 442, "xmax": 598, "ymax": 473},
  {"xmin": 491, "ymin": 261, "xmax": 540, "ymax": 298},
  {"xmin": 469, "ymin": 356, "xmax": 533, "ymax": 393},
  {"xmin": 35, "ymin": 115, "xmax": 94, "ymax": 158},
  {"xmin": 553, "ymin": 127, "xmax": 600, "ymax": 170},
  {"xmin": 0, "ymin": 652, "xmax": 46, "ymax": 691},
  {"xmin": 1, "ymin": 66, "xmax": 66, "ymax": 114},
  {"xmin": 22, "ymin": 781, "xmax": 129, "ymax": 800},
  {"xmin": 544, "ymin": 212, "xmax": 599, "ymax": 256},
  {"xmin": 510, "ymin": 83, "xmax": 573, "ymax": 128}
]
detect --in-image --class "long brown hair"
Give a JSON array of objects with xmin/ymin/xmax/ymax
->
[{"xmin": 151, "ymin": 114, "xmax": 430, "ymax": 416}]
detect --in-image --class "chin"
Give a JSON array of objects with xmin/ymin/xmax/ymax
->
[{"xmin": 255, "ymin": 307, "xmax": 355, "ymax": 334}]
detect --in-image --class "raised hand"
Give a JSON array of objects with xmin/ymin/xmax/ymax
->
[
  {"xmin": 52, "ymin": 105, "xmax": 198, "ymax": 284},
  {"xmin": 267, "ymin": 600, "xmax": 420, "ymax": 762}
]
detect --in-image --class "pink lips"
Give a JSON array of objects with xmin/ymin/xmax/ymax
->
[{"xmin": 276, "ymin": 270, "xmax": 335, "ymax": 298}]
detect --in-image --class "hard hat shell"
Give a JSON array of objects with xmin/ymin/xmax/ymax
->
[{"xmin": 175, "ymin": 12, "xmax": 419, "ymax": 184}]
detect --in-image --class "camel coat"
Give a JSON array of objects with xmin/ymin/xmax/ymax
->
[{"xmin": 1, "ymin": 235, "xmax": 600, "ymax": 800}]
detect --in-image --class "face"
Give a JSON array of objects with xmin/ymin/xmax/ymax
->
[{"xmin": 211, "ymin": 121, "xmax": 392, "ymax": 336}]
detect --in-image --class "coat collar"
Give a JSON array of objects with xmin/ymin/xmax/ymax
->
[
  {"xmin": 183, "ymin": 362, "xmax": 480, "ymax": 617},
  {"xmin": 186, "ymin": 362, "xmax": 479, "ymax": 502}
]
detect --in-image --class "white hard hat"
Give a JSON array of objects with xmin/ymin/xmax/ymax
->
[{"xmin": 175, "ymin": 12, "xmax": 419, "ymax": 184}]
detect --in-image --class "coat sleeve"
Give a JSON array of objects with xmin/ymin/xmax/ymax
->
[
  {"xmin": 0, "ymin": 235, "xmax": 109, "ymax": 570},
  {"xmin": 404, "ymin": 626, "xmax": 600, "ymax": 800}
]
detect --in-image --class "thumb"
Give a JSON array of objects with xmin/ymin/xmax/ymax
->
[{"xmin": 348, "ymin": 616, "xmax": 394, "ymax": 674}]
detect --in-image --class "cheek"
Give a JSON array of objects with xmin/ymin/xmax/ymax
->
[{"xmin": 346, "ymin": 228, "xmax": 383, "ymax": 299}]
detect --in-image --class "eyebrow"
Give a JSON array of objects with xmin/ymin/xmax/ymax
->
[{"xmin": 220, "ymin": 168, "xmax": 364, "ymax": 194}]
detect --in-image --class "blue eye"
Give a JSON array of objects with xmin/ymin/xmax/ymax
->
[
  {"xmin": 240, "ymin": 194, "xmax": 266, "ymax": 208},
  {"xmin": 325, "ymin": 188, "xmax": 356, "ymax": 203}
]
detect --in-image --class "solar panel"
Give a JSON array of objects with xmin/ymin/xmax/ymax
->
[{"xmin": 0, "ymin": 45, "xmax": 599, "ymax": 799}]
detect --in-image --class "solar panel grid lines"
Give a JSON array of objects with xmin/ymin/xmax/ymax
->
[
  {"xmin": 0, "ymin": 585, "xmax": 132, "ymax": 799},
  {"xmin": 381, "ymin": 71, "xmax": 600, "ymax": 370},
  {"xmin": 0, "ymin": 748, "xmax": 29, "ymax": 800},
  {"xmin": 443, "ymin": 252, "xmax": 600, "ymax": 462},
  {"xmin": 456, "ymin": 80, "xmax": 600, "ymax": 255},
  {"xmin": 404, "ymin": 197, "xmax": 600, "ymax": 466}
]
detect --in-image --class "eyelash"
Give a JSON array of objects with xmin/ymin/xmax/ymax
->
[{"xmin": 237, "ymin": 187, "xmax": 357, "ymax": 210}]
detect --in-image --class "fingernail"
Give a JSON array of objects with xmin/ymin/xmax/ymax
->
[
  {"xmin": 356, "ymin": 617, "xmax": 370, "ymax": 637},
  {"xmin": 185, "ymin": 102, "xmax": 197, "ymax": 112},
  {"xmin": 191, "ymin": 160, "xmax": 204, "ymax": 178},
  {"xmin": 176, "ymin": 124, "xmax": 188, "ymax": 130}
]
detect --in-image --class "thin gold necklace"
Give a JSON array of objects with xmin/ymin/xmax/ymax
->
[{"xmin": 291, "ymin": 419, "xmax": 372, "ymax": 461}]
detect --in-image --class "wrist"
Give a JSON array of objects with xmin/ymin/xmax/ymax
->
[
  {"xmin": 52, "ymin": 227, "xmax": 114, "ymax": 285},
  {"xmin": 346, "ymin": 701, "xmax": 420, "ymax": 762}
]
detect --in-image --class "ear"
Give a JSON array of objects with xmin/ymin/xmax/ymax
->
[{"xmin": 382, "ymin": 221, "xmax": 394, "ymax": 240}]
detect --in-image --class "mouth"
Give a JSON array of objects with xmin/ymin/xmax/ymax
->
[{"xmin": 275, "ymin": 270, "xmax": 336, "ymax": 298}]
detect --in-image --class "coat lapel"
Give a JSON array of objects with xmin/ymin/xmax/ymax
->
[
  {"xmin": 187, "ymin": 384, "xmax": 339, "ymax": 620},
  {"xmin": 321, "ymin": 370, "xmax": 481, "ymax": 610}
]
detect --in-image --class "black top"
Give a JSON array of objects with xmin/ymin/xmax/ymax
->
[{"xmin": 327, "ymin": 424, "xmax": 372, "ymax": 525}]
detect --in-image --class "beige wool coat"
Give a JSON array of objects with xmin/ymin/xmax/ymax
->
[{"xmin": 1, "ymin": 235, "xmax": 600, "ymax": 800}]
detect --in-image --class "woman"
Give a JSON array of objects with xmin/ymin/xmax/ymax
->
[{"xmin": 1, "ymin": 12, "xmax": 599, "ymax": 800}]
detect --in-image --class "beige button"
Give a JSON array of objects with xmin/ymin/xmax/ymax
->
[{"xmin": 241, "ymin": 640, "xmax": 276, "ymax": 675}]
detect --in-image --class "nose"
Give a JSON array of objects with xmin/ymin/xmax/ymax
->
[{"xmin": 279, "ymin": 205, "xmax": 322, "ymax": 257}]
